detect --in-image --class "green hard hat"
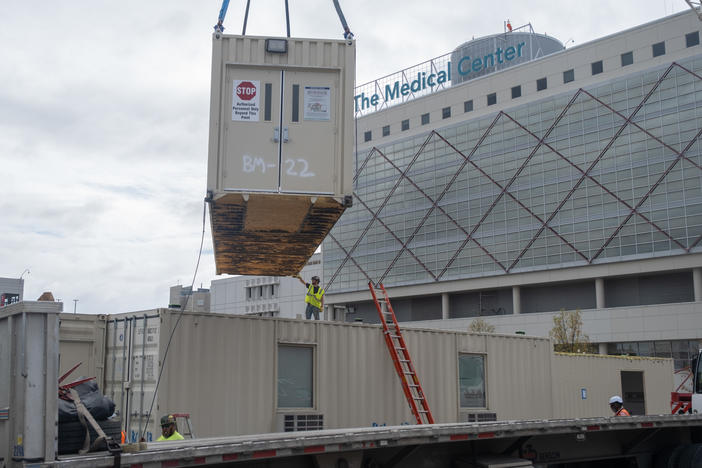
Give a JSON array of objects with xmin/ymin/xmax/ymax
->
[{"xmin": 161, "ymin": 414, "xmax": 176, "ymax": 426}]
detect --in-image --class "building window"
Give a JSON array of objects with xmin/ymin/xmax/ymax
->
[
  {"xmin": 652, "ymin": 41, "xmax": 666, "ymax": 57},
  {"xmin": 382, "ymin": 125, "xmax": 390, "ymax": 137},
  {"xmin": 442, "ymin": 106, "xmax": 451, "ymax": 119},
  {"xmin": 487, "ymin": 93, "xmax": 497, "ymax": 106},
  {"xmin": 563, "ymin": 69, "xmax": 574, "ymax": 83},
  {"xmin": 421, "ymin": 113, "xmax": 430, "ymax": 125},
  {"xmin": 401, "ymin": 119, "xmax": 410, "ymax": 131},
  {"xmin": 511, "ymin": 85, "xmax": 522, "ymax": 99},
  {"xmin": 621, "ymin": 51, "xmax": 633, "ymax": 67},
  {"xmin": 536, "ymin": 77, "xmax": 547, "ymax": 91},
  {"xmin": 686, "ymin": 31, "xmax": 700, "ymax": 48},
  {"xmin": 591, "ymin": 60, "xmax": 603, "ymax": 75},
  {"xmin": 459, "ymin": 354, "xmax": 486, "ymax": 408},
  {"xmin": 364, "ymin": 130, "xmax": 372, "ymax": 142},
  {"xmin": 270, "ymin": 284, "xmax": 276, "ymax": 298},
  {"xmin": 278, "ymin": 345, "xmax": 313, "ymax": 408},
  {"xmin": 464, "ymin": 100, "xmax": 473, "ymax": 112}
]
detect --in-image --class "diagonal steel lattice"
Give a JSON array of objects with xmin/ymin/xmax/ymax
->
[{"xmin": 327, "ymin": 61, "xmax": 702, "ymax": 291}]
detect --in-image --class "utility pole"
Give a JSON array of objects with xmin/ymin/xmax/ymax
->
[{"xmin": 73, "ymin": 299, "xmax": 78, "ymax": 314}]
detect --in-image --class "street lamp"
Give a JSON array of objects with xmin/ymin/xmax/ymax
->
[
  {"xmin": 19, "ymin": 269, "xmax": 30, "ymax": 280},
  {"xmin": 73, "ymin": 299, "xmax": 79, "ymax": 314}
]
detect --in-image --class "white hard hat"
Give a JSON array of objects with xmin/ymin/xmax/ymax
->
[{"xmin": 609, "ymin": 395, "xmax": 623, "ymax": 404}]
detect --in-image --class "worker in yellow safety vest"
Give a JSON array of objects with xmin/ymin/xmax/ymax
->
[
  {"xmin": 156, "ymin": 414, "xmax": 185, "ymax": 441},
  {"xmin": 296, "ymin": 275, "xmax": 324, "ymax": 320}
]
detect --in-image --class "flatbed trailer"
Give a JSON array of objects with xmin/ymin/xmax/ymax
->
[{"xmin": 36, "ymin": 415, "xmax": 702, "ymax": 468}]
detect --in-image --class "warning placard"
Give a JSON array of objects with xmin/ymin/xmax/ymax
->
[
  {"xmin": 304, "ymin": 86, "xmax": 331, "ymax": 121},
  {"xmin": 232, "ymin": 80, "xmax": 260, "ymax": 121}
]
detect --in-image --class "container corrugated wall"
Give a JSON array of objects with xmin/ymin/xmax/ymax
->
[
  {"xmin": 1, "ymin": 302, "xmax": 60, "ymax": 465},
  {"xmin": 551, "ymin": 353, "xmax": 673, "ymax": 418},
  {"xmin": 62, "ymin": 310, "xmax": 677, "ymax": 439},
  {"xmin": 104, "ymin": 311, "xmax": 161, "ymax": 442},
  {"xmin": 58, "ymin": 313, "xmax": 106, "ymax": 386}
]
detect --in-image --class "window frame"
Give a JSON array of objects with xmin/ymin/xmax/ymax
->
[
  {"xmin": 442, "ymin": 106, "xmax": 451, "ymax": 119},
  {"xmin": 277, "ymin": 343, "xmax": 315, "ymax": 409},
  {"xmin": 621, "ymin": 51, "xmax": 633, "ymax": 67},
  {"xmin": 464, "ymin": 99, "xmax": 474, "ymax": 112},
  {"xmin": 458, "ymin": 353, "xmax": 487, "ymax": 409},
  {"xmin": 401, "ymin": 119, "xmax": 410, "ymax": 131},
  {"xmin": 563, "ymin": 69, "xmax": 575, "ymax": 83},
  {"xmin": 591, "ymin": 60, "xmax": 603, "ymax": 75},
  {"xmin": 382, "ymin": 125, "xmax": 390, "ymax": 137},
  {"xmin": 487, "ymin": 93, "xmax": 497, "ymax": 106},
  {"xmin": 421, "ymin": 113, "xmax": 430, "ymax": 125},
  {"xmin": 652, "ymin": 41, "xmax": 666, "ymax": 57},
  {"xmin": 686, "ymin": 31, "xmax": 700, "ymax": 48},
  {"xmin": 364, "ymin": 130, "xmax": 372, "ymax": 142}
]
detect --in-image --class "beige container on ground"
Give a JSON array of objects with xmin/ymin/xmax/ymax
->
[{"xmin": 206, "ymin": 34, "xmax": 356, "ymax": 276}]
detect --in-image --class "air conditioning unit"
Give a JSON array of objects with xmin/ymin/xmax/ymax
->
[
  {"xmin": 461, "ymin": 412, "xmax": 497, "ymax": 423},
  {"xmin": 276, "ymin": 413, "xmax": 324, "ymax": 432}
]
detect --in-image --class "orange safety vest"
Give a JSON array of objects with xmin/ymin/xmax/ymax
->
[
  {"xmin": 121, "ymin": 431, "xmax": 126, "ymax": 444},
  {"xmin": 616, "ymin": 408, "xmax": 630, "ymax": 416}
]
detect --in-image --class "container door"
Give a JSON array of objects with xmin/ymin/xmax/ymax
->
[
  {"xmin": 222, "ymin": 66, "xmax": 282, "ymax": 191},
  {"xmin": 280, "ymin": 69, "xmax": 339, "ymax": 194},
  {"xmin": 620, "ymin": 371, "xmax": 645, "ymax": 415}
]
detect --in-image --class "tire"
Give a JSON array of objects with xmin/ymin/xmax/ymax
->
[
  {"xmin": 58, "ymin": 417, "xmax": 122, "ymax": 455},
  {"xmin": 678, "ymin": 443, "xmax": 702, "ymax": 468},
  {"xmin": 654, "ymin": 445, "xmax": 688, "ymax": 468}
]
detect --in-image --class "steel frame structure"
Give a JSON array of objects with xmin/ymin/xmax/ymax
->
[{"xmin": 327, "ymin": 61, "xmax": 702, "ymax": 291}]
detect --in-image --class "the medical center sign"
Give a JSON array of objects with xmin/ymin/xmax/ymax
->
[{"xmin": 354, "ymin": 41, "xmax": 526, "ymax": 112}]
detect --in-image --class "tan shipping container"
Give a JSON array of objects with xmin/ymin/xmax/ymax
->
[
  {"xmin": 58, "ymin": 313, "xmax": 106, "ymax": 385},
  {"xmin": 206, "ymin": 34, "xmax": 355, "ymax": 276},
  {"xmin": 55, "ymin": 310, "xmax": 673, "ymax": 441}
]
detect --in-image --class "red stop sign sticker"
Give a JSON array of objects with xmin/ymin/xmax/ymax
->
[{"xmin": 236, "ymin": 81, "xmax": 257, "ymax": 101}]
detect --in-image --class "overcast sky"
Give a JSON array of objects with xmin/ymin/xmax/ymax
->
[{"xmin": 0, "ymin": 0, "xmax": 689, "ymax": 314}]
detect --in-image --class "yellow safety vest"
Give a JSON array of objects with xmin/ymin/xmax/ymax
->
[{"xmin": 305, "ymin": 284, "xmax": 324, "ymax": 309}]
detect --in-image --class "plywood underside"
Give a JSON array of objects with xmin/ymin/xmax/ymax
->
[{"xmin": 209, "ymin": 193, "xmax": 348, "ymax": 276}]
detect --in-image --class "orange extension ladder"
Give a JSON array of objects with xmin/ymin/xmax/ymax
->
[{"xmin": 368, "ymin": 282, "xmax": 434, "ymax": 425}]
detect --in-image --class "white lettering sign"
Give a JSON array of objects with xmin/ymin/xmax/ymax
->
[{"xmin": 232, "ymin": 80, "xmax": 260, "ymax": 121}]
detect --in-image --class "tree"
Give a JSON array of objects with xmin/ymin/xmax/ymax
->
[
  {"xmin": 469, "ymin": 317, "xmax": 495, "ymax": 333},
  {"xmin": 549, "ymin": 309, "xmax": 595, "ymax": 353}
]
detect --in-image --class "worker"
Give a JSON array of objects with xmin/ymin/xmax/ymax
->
[
  {"xmin": 156, "ymin": 414, "xmax": 185, "ymax": 441},
  {"xmin": 296, "ymin": 275, "xmax": 325, "ymax": 320},
  {"xmin": 608, "ymin": 395, "xmax": 630, "ymax": 416}
]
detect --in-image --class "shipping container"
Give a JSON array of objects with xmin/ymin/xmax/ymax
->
[
  {"xmin": 77, "ymin": 310, "xmax": 674, "ymax": 441},
  {"xmin": 1, "ymin": 301, "xmax": 60, "ymax": 464},
  {"xmin": 206, "ymin": 34, "xmax": 355, "ymax": 276},
  {"xmin": 57, "ymin": 313, "xmax": 106, "ymax": 385}
]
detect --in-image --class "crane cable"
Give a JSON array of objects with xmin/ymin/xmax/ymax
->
[
  {"xmin": 140, "ymin": 199, "xmax": 207, "ymax": 441},
  {"xmin": 215, "ymin": 0, "xmax": 353, "ymax": 40}
]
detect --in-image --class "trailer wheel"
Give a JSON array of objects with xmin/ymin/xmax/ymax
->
[
  {"xmin": 57, "ymin": 417, "xmax": 122, "ymax": 455},
  {"xmin": 653, "ymin": 444, "xmax": 687, "ymax": 468},
  {"xmin": 678, "ymin": 443, "xmax": 702, "ymax": 468}
]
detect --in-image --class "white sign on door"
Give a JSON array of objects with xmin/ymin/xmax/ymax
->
[
  {"xmin": 232, "ymin": 80, "xmax": 260, "ymax": 121},
  {"xmin": 303, "ymin": 86, "xmax": 331, "ymax": 121}
]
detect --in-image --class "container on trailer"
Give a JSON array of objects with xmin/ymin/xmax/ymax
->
[{"xmin": 207, "ymin": 34, "xmax": 356, "ymax": 276}]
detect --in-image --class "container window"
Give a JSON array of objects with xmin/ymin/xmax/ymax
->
[
  {"xmin": 459, "ymin": 354, "xmax": 486, "ymax": 408},
  {"xmin": 511, "ymin": 85, "xmax": 521, "ymax": 99},
  {"xmin": 563, "ymin": 69, "xmax": 575, "ymax": 83},
  {"xmin": 536, "ymin": 77, "xmax": 547, "ymax": 91},
  {"xmin": 401, "ymin": 119, "xmax": 410, "ymax": 131},
  {"xmin": 264, "ymin": 83, "xmax": 273, "ymax": 121},
  {"xmin": 421, "ymin": 113, "xmax": 430, "ymax": 125},
  {"xmin": 442, "ymin": 106, "xmax": 451, "ymax": 119},
  {"xmin": 364, "ymin": 130, "xmax": 372, "ymax": 142},
  {"xmin": 464, "ymin": 100, "xmax": 473, "ymax": 112},
  {"xmin": 621, "ymin": 51, "xmax": 633, "ymax": 67},
  {"xmin": 382, "ymin": 125, "xmax": 390, "ymax": 137},
  {"xmin": 278, "ymin": 345, "xmax": 313, "ymax": 408},
  {"xmin": 487, "ymin": 93, "xmax": 497, "ymax": 106},
  {"xmin": 292, "ymin": 84, "xmax": 300, "ymax": 122},
  {"xmin": 591, "ymin": 60, "xmax": 603, "ymax": 75},
  {"xmin": 652, "ymin": 41, "xmax": 666, "ymax": 57},
  {"xmin": 686, "ymin": 31, "xmax": 700, "ymax": 48}
]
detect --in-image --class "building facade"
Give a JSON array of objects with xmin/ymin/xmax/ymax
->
[
  {"xmin": 323, "ymin": 11, "xmax": 702, "ymax": 376},
  {"xmin": 168, "ymin": 285, "xmax": 211, "ymax": 313},
  {"xmin": 210, "ymin": 252, "xmax": 325, "ymax": 319},
  {"xmin": 0, "ymin": 277, "xmax": 23, "ymax": 307}
]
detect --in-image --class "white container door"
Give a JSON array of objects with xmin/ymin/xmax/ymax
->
[
  {"xmin": 222, "ymin": 67, "xmax": 282, "ymax": 191},
  {"xmin": 280, "ymin": 70, "xmax": 338, "ymax": 194}
]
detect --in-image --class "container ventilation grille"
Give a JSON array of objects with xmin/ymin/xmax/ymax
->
[
  {"xmin": 282, "ymin": 414, "xmax": 324, "ymax": 432},
  {"xmin": 463, "ymin": 412, "xmax": 497, "ymax": 423}
]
